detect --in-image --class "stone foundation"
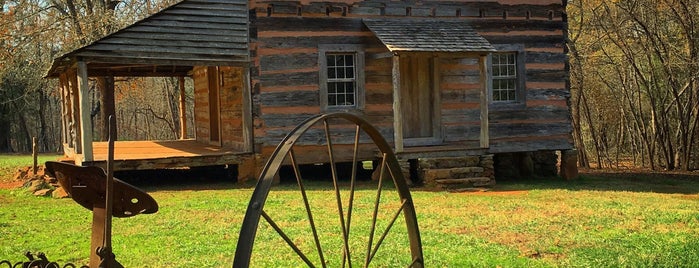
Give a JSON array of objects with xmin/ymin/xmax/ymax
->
[
  {"xmin": 559, "ymin": 149, "xmax": 579, "ymax": 180},
  {"xmin": 416, "ymin": 155, "xmax": 495, "ymax": 190},
  {"xmin": 494, "ymin": 150, "xmax": 562, "ymax": 179}
]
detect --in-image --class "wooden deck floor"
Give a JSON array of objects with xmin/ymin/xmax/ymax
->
[
  {"xmin": 79, "ymin": 139, "xmax": 250, "ymax": 170},
  {"xmin": 91, "ymin": 139, "xmax": 241, "ymax": 161}
]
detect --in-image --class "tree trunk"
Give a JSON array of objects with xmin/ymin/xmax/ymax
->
[
  {"xmin": 0, "ymin": 118, "xmax": 12, "ymax": 152},
  {"xmin": 38, "ymin": 88, "xmax": 50, "ymax": 152}
]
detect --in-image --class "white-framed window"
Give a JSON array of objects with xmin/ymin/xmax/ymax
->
[
  {"xmin": 491, "ymin": 52, "xmax": 518, "ymax": 102},
  {"xmin": 326, "ymin": 53, "xmax": 356, "ymax": 106},
  {"xmin": 319, "ymin": 45, "xmax": 365, "ymax": 111},
  {"xmin": 488, "ymin": 45, "xmax": 526, "ymax": 106}
]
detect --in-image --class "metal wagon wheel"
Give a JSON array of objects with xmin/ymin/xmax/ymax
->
[{"xmin": 233, "ymin": 112, "xmax": 423, "ymax": 267}]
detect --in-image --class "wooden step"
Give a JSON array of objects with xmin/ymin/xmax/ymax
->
[
  {"xmin": 418, "ymin": 156, "xmax": 481, "ymax": 169},
  {"xmin": 421, "ymin": 167, "xmax": 485, "ymax": 181},
  {"xmin": 435, "ymin": 177, "xmax": 493, "ymax": 185}
]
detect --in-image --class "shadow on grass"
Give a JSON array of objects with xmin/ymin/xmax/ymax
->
[
  {"xmin": 489, "ymin": 169, "xmax": 699, "ymax": 195},
  {"xmin": 114, "ymin": 164, "xmax": 699, "ymax": 196}
]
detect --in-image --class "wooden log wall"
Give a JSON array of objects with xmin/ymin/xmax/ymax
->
[
  {"xmin": 218, "ymin": 66, "xmax": 246, "ymax": 151},
  {"xmin": 193, "ymin": 66, "xmax": 212, "ymax": 143},
  {"xmin": 250, "ymin": 0, "xmax": 572, "ymax": 160},
  {"xmin": 471, "ymin": 18, "xmax": 571, "ymax": 153},
  {"xmin": 250, "ymin": 15, "xmax": 393, "ymax": 150},
  {"xmin": 193, "ymin": 66, "xmax": 247, "ymax": 150},
  {"xmin": 439, "ymin": 56, "xmax": 482, "ymax": 144}
]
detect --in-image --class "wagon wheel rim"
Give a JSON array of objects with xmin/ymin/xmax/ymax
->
[{"xmin": 233, "ymin": 112, "xmax": 423, "ymax": 268}]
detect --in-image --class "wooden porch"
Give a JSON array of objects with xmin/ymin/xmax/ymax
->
[{"xmin": 72, "ymin": 139, "xmax": 251, "ymax": 171}]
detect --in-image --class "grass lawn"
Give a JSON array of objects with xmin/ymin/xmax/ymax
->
[{"xmin": 1, "ymin": 167, "xmax": 698, "ymax": 267}]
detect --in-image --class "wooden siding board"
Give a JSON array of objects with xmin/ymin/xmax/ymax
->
[
  {"xmin": 261, "ymin": 127, "xmax": 395, "ymax": 147},
  {"xmin": 489, "ymin": 107, "xmax": 570, "ymax": 122},
  {"xmin": 444, "ymin": 125, "xmax": 481, "ymax": 142},
  {"xmin": 526, "ymin": 69, "xmax": 567, "ymax": 83},
  {"xmin": 84, "ymin": 44, "xmax": 247, "ymax": 56},
  {"xmin": 257, "ymin": 36, "xmax": 381, "ymax": 48},
  {"xmin": 489, "ymin": 122, "xmax": 572, "ymax": 140},
  {"xmin": 112, "ymin": 32, "xmax": 245, "ymax": 43},
  {"xmin": 259, "ymin": 53, "xmax": 317, "ymax": 72},
  {"xmin": 176, "ymin": 2, "xmax": 247, "ymax": 11},
  {"xmin": 139, "ymin": 19, "xmax": 248, "ymax": 30},
  {"xmin": 161, "ymin": 8, "xmax": 246, "ymax": 17},
  {"xmin": 258, "ymin": 90, "xmax": 319, "ymax": 107},
  {"xmin": 255, "ymin": 17, "xmax": 365, "ymax": 32},
  {"xmin": 526, "ymin": 89, "xmax": 570, "ymax": 101},
  {"xmin": 525, "ymin": 52, "xmax": 568, "ymax": 64},
  {"xmin": 99, "ymin": 37, "xmax": 246, "ymax": 50},
  {"xmin": 259, "ymin": 71, "xmax": 318, "ymax": 88},
  {"xmin": 126, "ymin": 25, "xmax": 247, "ymax": 37},
  {"xmin": 441, "ymin": 89, "xmax": 480, "ymax": 103},
  {"xmin": 489, "ymin": 137, "xmax": 573, "ymax": 153},
  {"xmin": 470, "ymin": 20, "xmax": 564, "ymax": 32},
  {"xmin": 260, "ymin": 113, "xmax": 317, "ymax": 128},
  {"xmin": 74, "ymin": 53, "xmax": 246, "ymax": 66},
  {"xmin": 365, "ymin": 92, "xmax": 392, "ymax": 105}
]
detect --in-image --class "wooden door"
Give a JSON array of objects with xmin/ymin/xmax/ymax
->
[{"xmin": 400, "ymin": 54, "xmax": 440, "ymax": 146}]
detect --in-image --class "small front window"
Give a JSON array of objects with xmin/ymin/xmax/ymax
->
[
  {"xmin": 319, "ymin": 45, "xmax": 365, "ymax": 111},
  {"xmin": 326, "ymin": 54, "xmax": 356, "ymax": 107},
  {"xmin": 491, "ymin": 52, "xmax": 518, "ymax": 102}
]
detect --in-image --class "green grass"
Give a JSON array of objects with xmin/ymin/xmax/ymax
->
[
  {"xmin": 1, "ymin": 169, "xmax": 698, "ymax": 267},
  {"xmin": 0, "ymin": 154, "xmax": 63, "ymax": 182}
]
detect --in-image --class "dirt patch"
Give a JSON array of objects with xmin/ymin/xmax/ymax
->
[
  {"xmin": 462, "ymin": 190, "xmax": 529, "ymax": 196},
  {"xmin": 0, "ymin": 180, "xmax": 24, "ymax": 189}
]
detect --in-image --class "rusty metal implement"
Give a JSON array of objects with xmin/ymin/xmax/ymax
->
[{"xmin": 44, "ymin": 116, "xmax": 158, "ymax": 268}]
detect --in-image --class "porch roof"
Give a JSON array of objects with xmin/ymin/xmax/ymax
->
[
  {"xmin": 45, "ymin": 0, "xmax": 249, "ymax": 78},
  {"xmin": 363, "ymin": 19, "xmax": 496, "ymax": 53}
]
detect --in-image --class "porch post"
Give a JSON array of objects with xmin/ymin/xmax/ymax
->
[
  {"xmin": 70, "ymin": 70, "xmax": 81, "ymax": 154},
  {"xmin": 479, "ymin": 54, "xmax": 490, "ymax": 148},
  {"xmin": 242, "ymin": 67, "xmax": 254, "ymax": 153},
  {"xmin": 77, "ymin": 60, "xmax": 94, "ymax": 162},
  {"xmin": 392, "ymin": 54, "xmax": 403, "ymax": 152},
  {"xmin": 58, "ymin": 75, "xmax": 69, "ymax": 146},
  {"xmin": 178, "ymin": 76, "xmax": 187, "ymax": 139}
]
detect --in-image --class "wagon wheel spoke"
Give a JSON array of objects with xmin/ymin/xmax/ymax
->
[
  {"xmin": 260, "ymin": 210, "xmax": 316, "ymax": 267},
  {"xmin": 289, "ymin": 149, "xmax": 326, "ymax": 267},
  {"xmin": 323, "ymin": 119, "xmax": 353, "ymax": 268},
  {"xmin": 233, "ymin": 112, "xmax": 423, "ymax": 268}
]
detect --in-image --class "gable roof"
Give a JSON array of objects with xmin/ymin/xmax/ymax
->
[
  {"xmin": 46, "ymin": 0, "xmax": 249, "ymax": 77},
  {"xmin": 363, "ymin": 19, "xmax": 495, "ymax": 53}
]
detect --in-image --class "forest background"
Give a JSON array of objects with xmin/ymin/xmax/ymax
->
[{"xmin": 0, "ymin": 0, "xmax": 697, "ymax": 171}]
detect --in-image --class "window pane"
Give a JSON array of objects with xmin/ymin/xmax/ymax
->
[
  {"xmin": 491, "ymin": 52, "xmax": 518, "ymax": 102},
  {"xmin": 345, "ymin": 55, "xmax": 353, "ymax": 66},
  {"xmin": 344, "ymin": 67, "xmax": 353, "ymax": 79},
  {"xmin": 326, "ymin": 53, "xmax": 357, "ymax": 107}
]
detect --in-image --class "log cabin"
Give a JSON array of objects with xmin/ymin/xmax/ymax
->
[{"xmin": 46, "ymin": 0, "xmax": 578, "ymax": 188}]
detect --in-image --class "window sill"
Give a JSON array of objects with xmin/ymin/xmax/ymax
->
[{"xmin": 322, "ymin": 106, "xmax": 364, "ymax": 114}]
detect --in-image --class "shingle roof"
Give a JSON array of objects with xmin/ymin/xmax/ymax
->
[
  {"xmin": 46, "ymin": 0, "xmax": 249, "ymax": 77},
  {"xmin": 363, "ymin": 19, "xmax": 495, "ymax": 53}
]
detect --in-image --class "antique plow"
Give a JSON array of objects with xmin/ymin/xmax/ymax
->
[{"xmin": 3, "ymin": 113, "xmax": 423, "ymax": 267}]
